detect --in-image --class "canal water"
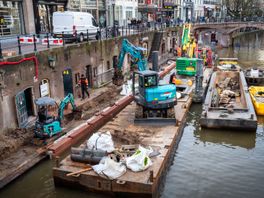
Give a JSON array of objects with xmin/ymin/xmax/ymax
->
[{"xmin": 1, "ymin": 31, "xmax": 264, "ymax": 198}]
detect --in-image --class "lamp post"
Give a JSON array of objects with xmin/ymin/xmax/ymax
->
[{"xmin": 112, "ymin": 3, "xmax": 115, "ymax": 26}]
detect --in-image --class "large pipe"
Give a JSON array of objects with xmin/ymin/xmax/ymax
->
[
  {"xmin": 71, "ymin": 147, "xmax": 107, "ymax": 156},
  {"xmin": 71, "ymin": 154, "xmax": 103, "ymax": 164}
]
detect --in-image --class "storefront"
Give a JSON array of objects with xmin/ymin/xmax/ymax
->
[
  {"xmin": 0, "ymin": 0, "xmax": 25, "ymax": 36},
  {"xmin": 33, "ymin": 0, "xmax": 67, "ymax": 34},
  {"xmin": 162, "ymin": 2, "xmax": 175, "ymax": 18},
  {"xmin": 138, "ymin": 4, "xmax": 158, "ymax": 23}
]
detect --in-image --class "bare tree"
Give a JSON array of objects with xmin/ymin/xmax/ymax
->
[{"xmin": 223, "ymin": 0, "xmax": 262, "ymax": 18}]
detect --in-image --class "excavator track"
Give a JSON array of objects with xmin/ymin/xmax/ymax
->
[{"xmin": 134, "ymin": 104, "xmax": 176, "ymax": 124}]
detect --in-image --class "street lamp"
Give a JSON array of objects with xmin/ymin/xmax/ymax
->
[{"xmin": 113, "ymin": 3, "xmax": 115, "ymax": 27}]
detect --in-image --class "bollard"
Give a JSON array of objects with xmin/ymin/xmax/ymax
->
[
  {"xmin": 128, "ymin": 25, "xmax": 130, "ymax": 35},
  {"xmin": 87, "ymin": 29, "xmax": 89, "ymax": 42},
  {"xmin": 33, "ymin": 34, "xmax": 37, "ymax": 52},
  {"xmin": 149, "ymin": 170, "xmax": 154, "ymax": 182},
  {"xmin": 99, "ymin": 27, "xmax": 102, "ymax": 40},
  {"xmin": 62, "ymin": 31, "xmax": 65, "ymax": 46},
  {"xmin": 46, "ymin": 33, "xmax": 50, "ymax": 48},
  {"xmin": 122, "ymin": 26, "xmax": 124, "ymax": 36},
  {"xmin": 17, "ymin": 35, "xmax": 21, "ymax": 55},
  {"xmin": 0, "ymin": 42, "xmax": 2, "ymax": 59},
  {"xmin": 55, "ymin": 156, "xmax": 60, "ymax": 167},
  {"xmin": 105, "ymin": 27, "xmax": 108, "ymax": 39},
  {"xmin": 126, "ymin": 25, "xmax": 127, "ymax": 36}
]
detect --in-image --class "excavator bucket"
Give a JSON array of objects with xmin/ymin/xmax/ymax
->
[{"xmin": 112, "ymin": 68, "xmax": 124, "ymax": 86}]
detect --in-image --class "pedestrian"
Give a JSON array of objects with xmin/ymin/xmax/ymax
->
[{"xmin": 79, "ymin": 74, "xmax": 90, "ymax": 100}]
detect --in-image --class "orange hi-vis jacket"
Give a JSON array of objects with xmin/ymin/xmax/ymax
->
[{"xmin": 79, "ymin": 77, "xmax": 88, "ymax": 87}]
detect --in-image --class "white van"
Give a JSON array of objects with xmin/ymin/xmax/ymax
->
[{"xmin": 53, "ymin": 11, "xmax": 100, "ymax": 42}]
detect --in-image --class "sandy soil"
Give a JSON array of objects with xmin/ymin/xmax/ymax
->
[{"xmin": 0, "ymin": 128, "xmax": 34, "ymax": 161}]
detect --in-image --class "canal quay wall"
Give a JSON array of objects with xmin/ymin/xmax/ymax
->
[{"xmin": 0, "ymin": 28, "xmax": 179, "ymax": 133}]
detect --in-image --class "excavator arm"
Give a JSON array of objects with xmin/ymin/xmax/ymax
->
[
  {"xmin": 113, "ymin": 39, "xmax": 147, "ymax": 85},
  {"xmin": 58, "ymin": 93, "xmax": 76, "ymax": 121}
]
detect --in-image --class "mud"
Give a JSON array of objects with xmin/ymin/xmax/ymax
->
[
  {"xmin": 0, "ymin": 128, "xmax": 33, "ymax": 161},
  {"xmin": 80, "ymin": 86, "xmax": 122, "ymax": 120},
  {"xmin": 101, "ymin": 117, "xmax": 155, "ymax": 147}
]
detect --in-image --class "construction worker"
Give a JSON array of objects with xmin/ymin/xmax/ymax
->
[
  {"xmin": 177, "ymin": 46, "xmax": 182, "ymax": 57},
  {"xmin": 79, "ymin": 74, "xmax": 90, "ymax": 100}
]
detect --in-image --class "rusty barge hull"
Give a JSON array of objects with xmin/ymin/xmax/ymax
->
[
  {"xmin": 200, "ymin": 71, "xmax": 257, "ymax": 131},
  {"xmin": 53, "ymin": 94, "xmax": 193, "ymax": 197}
]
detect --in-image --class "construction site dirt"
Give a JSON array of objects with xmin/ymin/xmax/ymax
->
[{"xmin": 0, "ymin": 85, "xmax": 122, "ymax": 188}]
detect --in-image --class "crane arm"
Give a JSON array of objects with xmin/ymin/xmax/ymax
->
[
  {"xmin": 117, "ymin": 39, "xmax": 147, "ymax": 71},
  {"xmin": 58, "ymin": 93, "xmax": 76, "ymax": 121}
]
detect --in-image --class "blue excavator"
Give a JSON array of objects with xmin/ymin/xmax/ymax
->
[
  {"xmin": 113, "ymin": 39, "xmax": 177, "ymax": 121},
  {"xmin": 34, "ymin": 93, "xmax": 77, "ymax": 138}
]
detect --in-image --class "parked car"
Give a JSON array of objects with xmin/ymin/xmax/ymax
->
[{"xmin": 53, "ymin": 11, "xmax": 100, "ymax": 42}]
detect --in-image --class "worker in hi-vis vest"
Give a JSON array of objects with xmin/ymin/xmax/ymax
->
[{"xmin": 79, "ymin": 74, "xmax": 90, "ymax": 99}]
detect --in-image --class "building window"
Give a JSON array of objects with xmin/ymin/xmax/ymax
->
[{"xmin": 0, "ymin": 0, "xmax": 24, "ymax": 36}]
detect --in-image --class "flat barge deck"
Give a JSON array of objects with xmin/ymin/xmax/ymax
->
[
  {"xmin": 200, "ymin": 71, "xmax": 257, "ymax": 130},
  {"xmin": 53, "ymin": 93, "xmax": 193, "ymax": 197}
]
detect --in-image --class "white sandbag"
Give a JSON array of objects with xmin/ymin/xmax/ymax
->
[
  {"xmin": 126, "ymin": 145, "xmax": 153, "ymax": 172},
  {"xmin": 93, "ymin": 157, "xmax": 126, "ymax": 180},
  {"xmin": 120, "ymin": 80, "xmax": 138, "ymax": 96},
  {"xmin": 87, "ymin": 131, "xmax": 115, "ymax": 153}
]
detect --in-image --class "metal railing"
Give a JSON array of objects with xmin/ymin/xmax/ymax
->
[
  {"xmin": 94, "ymin": 68, "xmax": 114, "ymax": 88},
  {"xmin": 194, "ymin": 17, "xmax": 264, "ymax": 24},
  {"xmin": 0, "ymin": 23, "xmax": 179, "ymax": 59}
]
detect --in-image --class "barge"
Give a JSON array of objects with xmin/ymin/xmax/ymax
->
[
  {"xmin": 244, "ymin": 68, "xmax": 264, "ymax": 86},
  {"xmin": 200, "ymin": 71, "xmax": 257, "ymax": 131},
  {"xmin": 53, "ymin": 91, "xmax": 193, "ymax": 197}
]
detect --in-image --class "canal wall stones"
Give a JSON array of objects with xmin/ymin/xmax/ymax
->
[{"xmin": 0, "ymin": 28, "xmax": 179, "ymax": 133}]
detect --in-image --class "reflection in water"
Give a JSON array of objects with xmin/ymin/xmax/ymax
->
[
  {"xmin": 197, "ymin": 129, "xmax": 256, "ymax": 150},
  {"xmin": 189, "ymin": 105, "xmax": 257, "ymax": 149},
  {"xmin": 217, "ymin": 31, "xmax": 264, "ymax": 68},
  {"xmin": 162, "ymin": 105, "xmax": 264, "ymax": 198}
]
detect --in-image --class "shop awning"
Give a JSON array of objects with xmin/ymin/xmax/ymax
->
[
  {"xmin": 138, "ymin": 5, "xmax": 158, "ymax": 12},
  {"xmin": 38, "ymin": 0, "xmax": 68, "ymax": 5}
]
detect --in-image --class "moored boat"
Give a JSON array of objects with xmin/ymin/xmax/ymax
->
[
  {"xmin": 249, "ymin": 86, "xmax": 264, "ymax": 115},
  {"xmin": 244, "ymin": 68, "xmax": 264, "ymax": 86},
  {"xmin": 217, "ymin": 58, "xmax": 241, "ymax": 71},
  {"xmin": 200, "ymin": 70, "xmax": 257, "ymax": 131}
]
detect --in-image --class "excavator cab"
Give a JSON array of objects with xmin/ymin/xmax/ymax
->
[
  {"xmin": 34, "ymin": 97, "xmax": 61, "ymax": 138},
  {"xmin": 34, "ymin": 93, "xmax": 77, "ymax": 138},
  {"xmin": 132, "ymin": 70, "xmax": 177, "ymax": 120}
]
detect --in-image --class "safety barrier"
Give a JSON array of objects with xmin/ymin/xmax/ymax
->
[
  {"xmin": 42, "ymin": 38, "xmax": 63, "ymax": 46},
  {"xmin": 19, "ymin": 36, "xmax": 40, "ymax": 44}
]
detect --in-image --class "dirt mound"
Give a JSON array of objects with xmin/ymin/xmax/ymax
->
[
  {"xmin": 0, "ymin": 128, "xmax": 33, "ymax": 160},
  {"xmin": 111, "ymin": 128, "xmax": 154, "ymax": 146},
  {"xmin": 81, "ymin": 86, "xmax": 121, "ymax": 120}
]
